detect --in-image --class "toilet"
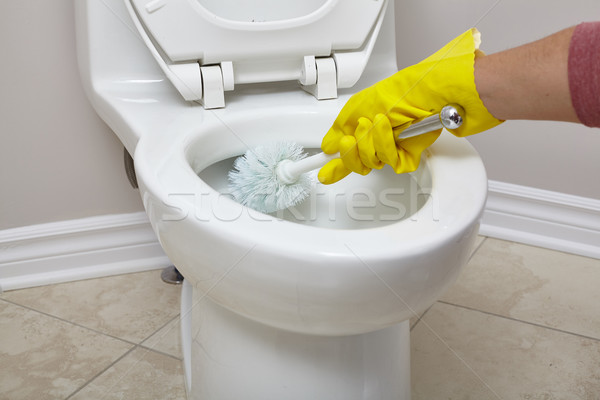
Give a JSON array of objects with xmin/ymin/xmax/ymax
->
[{"xmin": 75, "ymin": 1, "xmax": 488, "ymax": 399}]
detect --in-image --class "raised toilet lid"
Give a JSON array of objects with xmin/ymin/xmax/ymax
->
[{"xmin": 125, "ymin": 0, "xmax": 389, "ymax": 107}]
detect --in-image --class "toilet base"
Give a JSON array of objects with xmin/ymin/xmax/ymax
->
[{"xmin": 181, "ymin": 281, "xmax": 411, "ymax": 400}]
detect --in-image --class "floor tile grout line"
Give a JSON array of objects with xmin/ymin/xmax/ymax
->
[
  {"xmin": 64, "ymin": 346, "xmax": 138, "ymax": 400},
  {"xmin": 64, "ymin": 342, "xmax": 183, "ymax": 400},
  {"xmin": 63, "ymin": 341, "xmax": 183, "ymax": 400},
  {"xmin": 2, "ymin": 296, "xmax": 184, "ymax": 367},
  {"xmin": 79, "ymin": 245, "xmax": 257, "ymax": 399},
  {"xmin": 437, "ymin": 300, "xmax": 600, "ymax": 343},
  {"xmin": 0, "ymin": 297, "xmax": 140, "ymax": 347},
  {"xmin": 410, "ymin": 304, "xmax": 435, "ymax": 332},
  {"xmin": 137, "ymin": 343, "xmax": 183, "ymax": 361},
  {"xmin": 345, "ymin": 243, "xmax": 503, "ymax": 400},
  {"xmin": 409, "ymin": 237, "xmax": 487, "ymax": 332},
  {"xmin": 137, "ymin": 313, "xmax": 183, "ymax": 360},
  {"xmin": 139, "ymin": 312, "xmax": 181, "ymax": 345}
]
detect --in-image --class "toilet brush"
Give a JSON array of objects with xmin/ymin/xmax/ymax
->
[{"xmin": 228, "ymin": 104, "xmax": 465, "ymax": 214}]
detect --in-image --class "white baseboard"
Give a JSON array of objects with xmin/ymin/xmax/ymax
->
[
  {"xmin": 481, "ymin": 180, "xmax": 600, "ymax": 260},
  {"xmin": 1, "ymin": 182, "xmax": 598, "ymax": 292},
  {"xmin": 0, "ymin": 212, "xmax": 170, "ymax": 292}
]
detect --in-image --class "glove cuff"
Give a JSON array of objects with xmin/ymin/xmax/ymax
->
[
  {"xmin": 387, "ymin": 29, "xmax": 503, "ymax": 137},
  {"xmin": 429, "ymin": 28, "xmax": 504, "ymax": 136}
]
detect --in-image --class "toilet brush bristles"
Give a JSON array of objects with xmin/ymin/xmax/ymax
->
[{"xmin": 228, "ymin": 142, "xmax": 314, "ymax": 213}]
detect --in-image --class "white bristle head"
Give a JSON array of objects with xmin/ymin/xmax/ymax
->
[{"xmin": 228, "ymin": 142, "xmax": 314, "ymax": 213}]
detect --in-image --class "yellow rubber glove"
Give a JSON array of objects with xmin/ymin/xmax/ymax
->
[{"xmin": 318, "ymin": 28, "xmax": 503, "ymax": 184}]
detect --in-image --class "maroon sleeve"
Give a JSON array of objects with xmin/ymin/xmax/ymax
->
[{"xmin": 568, "ymin": 22, "xmax": 600, "ymax": 128}]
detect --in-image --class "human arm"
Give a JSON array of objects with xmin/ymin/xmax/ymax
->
[
  {"xmin": 474, "ymin": 26, "xmax": 578, "ymax": 122},
  {"xmin": 477, "ymin": 22, "xmax": 600, "ymax": 126}
]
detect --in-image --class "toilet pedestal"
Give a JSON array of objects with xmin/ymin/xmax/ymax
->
[{"xmin": 181, "ymin": 281, "xmax": 411, "ymax": 400}]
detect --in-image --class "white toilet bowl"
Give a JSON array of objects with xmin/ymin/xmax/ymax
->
[
  {"xmin": 75, "ymin": 0, "xmax": 488, "ymax": 398},
  {"xmin": 133, "ymin": 106, "xmax": 486, "ymax": 399},
  {"xmin": 135, "ymin": 107, "xmax": 486, "ymax": 336}
]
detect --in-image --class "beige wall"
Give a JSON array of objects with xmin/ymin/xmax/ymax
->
[
  {"xmin": 395, "ymin": 0, "xmax": 600, "ymax": 198},
  {"xmin": 0, "ymin": 0, "xmax": 598, "ymax": 231},
  {"xmin": 0, "ymin": 0, "xmax": 144, "ymax": 230}
]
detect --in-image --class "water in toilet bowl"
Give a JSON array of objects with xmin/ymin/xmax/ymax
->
[{"xmin": 198, "ymin": 150, "xmax": 428, "ymax": 230}]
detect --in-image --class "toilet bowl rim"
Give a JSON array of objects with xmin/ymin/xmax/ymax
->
[{"xmin": 134, "ymin": 117, "xmax": 487, "ymax": 260}]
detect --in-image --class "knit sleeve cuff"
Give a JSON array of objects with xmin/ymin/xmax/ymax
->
[{"xmin": 568, "ymin": 22, "xmax": 600, "ymax": 128}]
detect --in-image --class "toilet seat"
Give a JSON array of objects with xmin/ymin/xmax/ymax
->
[{"xmin": 125, "ymin": 0, "xmax": 389, "ymax": 107}]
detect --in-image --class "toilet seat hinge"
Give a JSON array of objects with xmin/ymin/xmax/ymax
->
[
  {"xmin": 300, "ymin": 56, "xmax": 338, "ymax": 101},
  {"xmin": 200, "ymin": 61, "xmax": 235, "ymax": 110}
]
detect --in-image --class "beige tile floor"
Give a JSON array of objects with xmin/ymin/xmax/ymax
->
[{"xmin": 1, "ymin": 236, "xmax": 599, "ymax": 399}]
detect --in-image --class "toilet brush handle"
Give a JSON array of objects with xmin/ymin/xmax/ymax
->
[
  {"xmin": 394, "ymin": 104, "xmax": 465, "ymax": 139},
  {"xmin": 277, "ymin": 104, "xmax": 465, "ymax": 183},
  {"xmin": 276, "ymin": 152, "xmax": 337, "ymax": 184}
]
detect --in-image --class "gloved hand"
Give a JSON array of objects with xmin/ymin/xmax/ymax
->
[{"xmin": 318, "ymin": 28, "xmax": 503, "ymax": 184}]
